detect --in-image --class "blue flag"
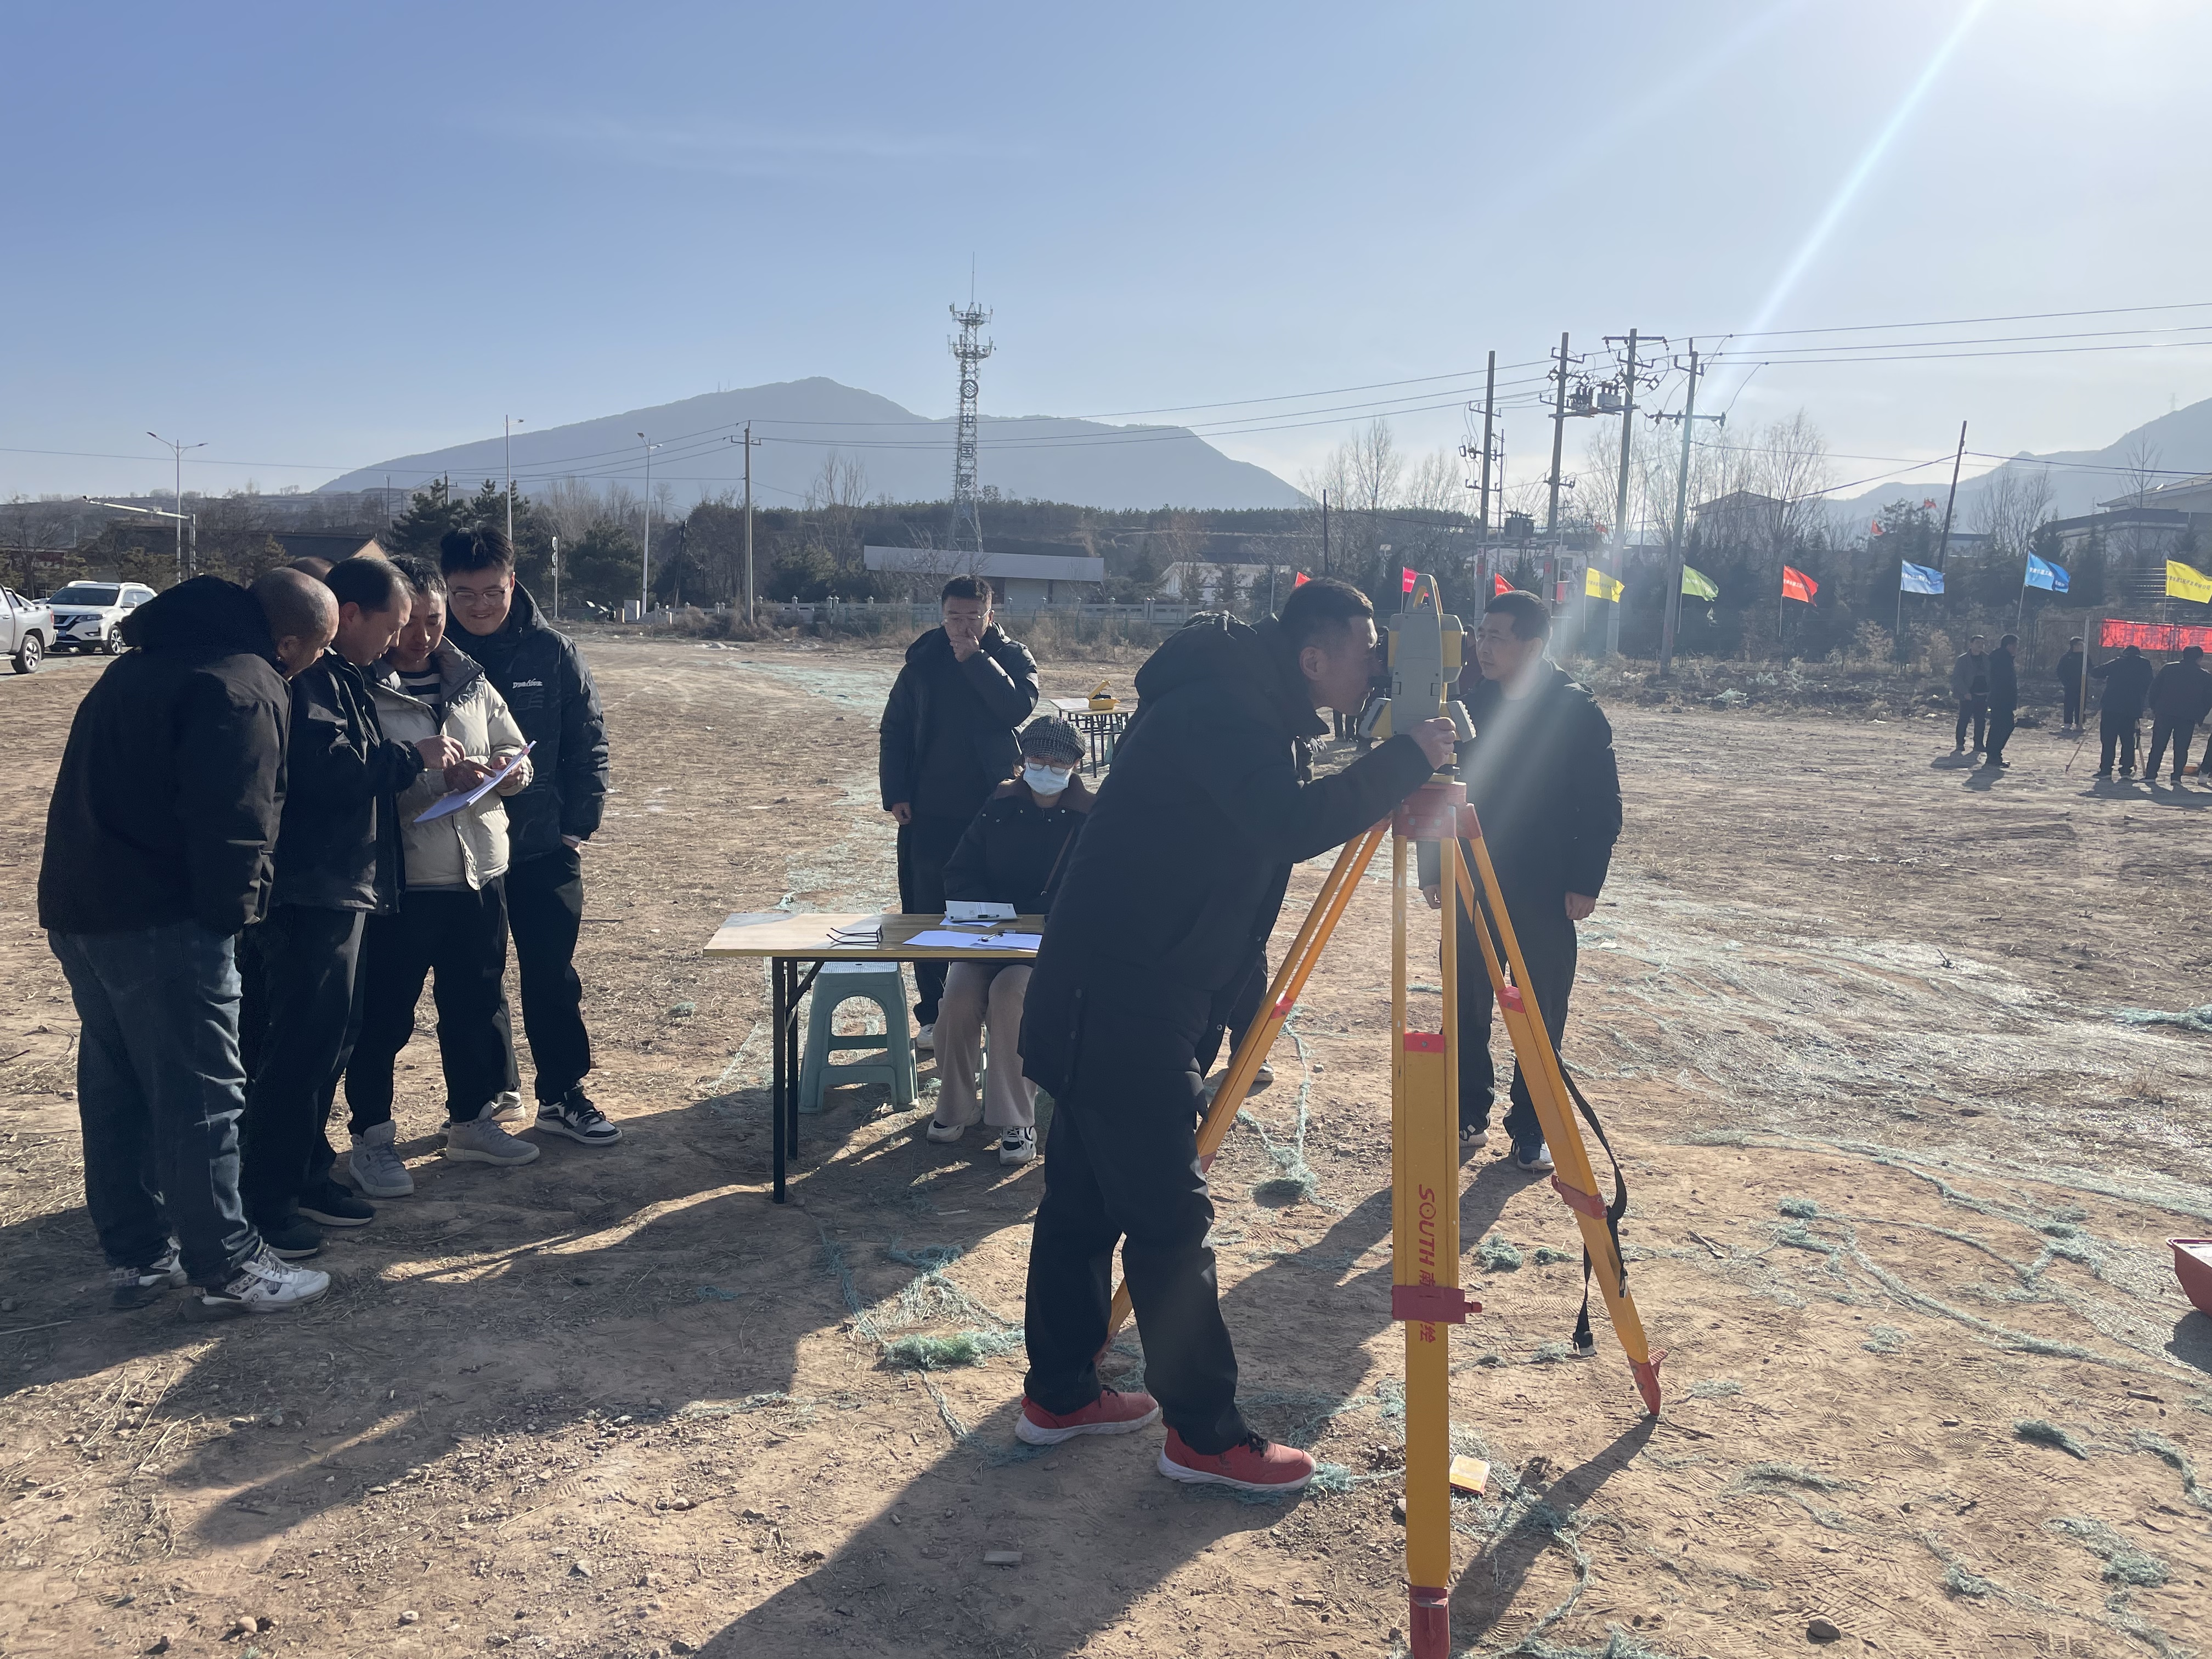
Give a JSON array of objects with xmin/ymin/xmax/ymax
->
[
  {"xmin": 2024, "ymin": 553, "xmax": 2069, "ymax": 593},
  {"xmin": 1899, "ymin": 560, "xmax": 1944, "ymax": 595}
]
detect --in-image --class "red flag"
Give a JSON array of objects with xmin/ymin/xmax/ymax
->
[
  {"xmin": 1291, "ymin": 571, "xmax": 1310, "ymax": 588},
  {"xmin": 1402, "ymin": 567, "xmax": 1417, "ymax": 593},
  {"xmin": 1869, "ymin": 518, "xmax": 1883, "ymax": 535},
  {"xmin": 1492, "ymin": 573, "xmax": 1513, "ymax": 596},
  {"xmin": 1921, "ymin": 498, "xmax": 1937, "ymax": 510},
  {"xmin": 1782, "ymin": 566, "xmax": 1818, "ymax": 603}
]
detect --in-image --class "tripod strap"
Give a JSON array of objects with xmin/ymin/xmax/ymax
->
[{"xmin": 1558, "ymin": 1064, "xmax": 1630, "ymax": 1355}]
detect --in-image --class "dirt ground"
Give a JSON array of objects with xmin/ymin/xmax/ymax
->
[{"xmin": 1, "ymin": 633, "xmax": 2208, "ymax": 1659}]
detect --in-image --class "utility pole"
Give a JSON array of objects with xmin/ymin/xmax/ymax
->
[
  {"xmin": 505, "ymin": 416, "xmax": 524, "ymax": 545},
  {"xmin": 1601, "ymin": 329, "xmax": 1642, "ymax": 661},
  {"xmin": 733, "ymin": 423, "xmax": 762, "ymax": 623},
  {"xmin": 1932, "ymin": 420, "xmax": 1968, "ymax": 570},
  {"xmin": 1544, "ymin": 333, "xmax": 1571, "ymax": 607},
  {"xmin": 1479, "ymin": 351, "xmax": 1496, "ymax": 536},
  {"xmin": 637, "ymin": 433, "xmax": 661, "ymax": 618},
  {"xmin": 551, "ymin": 535, "xmax": 561, "ymax": 620},
  {"xmin": 1656, "ymin": 344, "xmax": 1720, "ymax": 678},
  {"xmin": 146, "ymin": 432, "xmax": 205, "ymax": 580},
  {"xmin": 1321, "ymin": 489, "xmax": 1330, "ymax": 575}
]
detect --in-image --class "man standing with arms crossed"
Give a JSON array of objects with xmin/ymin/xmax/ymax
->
[
  {"xmin": 1013, "ymin": 578, "xmax": 1454, "ymax": 1493},
  {"xmin": 441, "ymin": 526, "xmax": 618, "ymax": 1146},
  {"xmin": 878, "ymin": 575, "xmax": 1039, "ymax": 1049},
  {"xmin": 1983, "ymin": 632, "xmax": 2020, "ymax": 770}
]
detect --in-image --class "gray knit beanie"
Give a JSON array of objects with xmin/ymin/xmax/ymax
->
[{"xmin": 1019, "ymin": 715, "xmax": 1085, "ymax": 769}]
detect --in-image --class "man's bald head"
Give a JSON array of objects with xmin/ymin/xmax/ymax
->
[{"xmin": 251, "ymin": 568, "xmax": 338, "ymax": 679}]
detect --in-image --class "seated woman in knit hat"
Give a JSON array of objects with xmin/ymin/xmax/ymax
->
[{"xmin": 926, "ymin": 715, "xmax": 1091, "ymax": 1165}]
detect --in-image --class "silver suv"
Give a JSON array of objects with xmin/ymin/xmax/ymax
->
[
  {"xmin": 48, "ymin": 580, "xmax": 155, "ymax": 655},
  {"xmin": 2, "ymin": 587, "xmax": 53, "ymax": 673}
]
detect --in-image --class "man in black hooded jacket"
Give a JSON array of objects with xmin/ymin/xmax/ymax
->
[
  {"xmin": 40, "ymin": 571, "xmax": 341, "ymax": 1316},
  {"xmin": 878, "ymin": 574, "xmax": 1039, "ymax": 1039},
  {"xmin": 2091, "ymin": 644, "xmax": 2155, "ymax": 778},
  {"xmin": 1013, "ymin": 578, "xmax": 1454, "ymax": 1494}
]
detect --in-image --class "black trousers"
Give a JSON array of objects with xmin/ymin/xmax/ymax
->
[
  {"xmin": 896, "ymin": 814, "xmax": 969, "ymax": 1026},
  {"xmin": 1955, "ymin": 696, "xmax": 1988, "ymax": 749},
  {"xmin": 345, "ymin": 879, "xmax": 517, "ymax": 1132},
  {"xmin": 239, "ymin": 905, "xmax": 365, "ymax": 1222},
  {"xmin": 1022, "ymin": 984, "xmax": 1249, "ymax": 1454},
  {"xmin": 1985, "ymin": 699, "xmax": 2017, "ymax": 764},
  {"xmin": 2062, "ymin": 682, "xmax": 2082, "ymax": 727},
  {"xmin": 2147, "ymin": 716, "xmax": 2197, "ymax": 780},
  {"xmin": 2099, "ymin": 709, "xmax": 2141, "ymax": 775},
  {"xmin": 506, "ymin": 847, "xmax": 591, "ymax": 1104},
  {"xmin": 1455, "ymin": 883, "xmax": 1577, "ymax": 1150}
]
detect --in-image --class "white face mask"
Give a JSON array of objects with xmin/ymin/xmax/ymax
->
[{"xmin": 1022, "ymin": 761, "xmax": 1073, "ymax": 798}]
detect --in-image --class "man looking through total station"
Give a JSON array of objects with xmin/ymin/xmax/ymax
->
[{"xmin": 1014, "ymin": 578, "xmax": 1455, "ymax": 1494}]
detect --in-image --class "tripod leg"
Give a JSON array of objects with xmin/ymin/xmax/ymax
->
[
  {"xmin": 1101, "ymin": 823, "xmax": 1387, "ymax": 1344},
  {"xmin": 1454, "ymin": 847, "xmax": 1663, "ymax": 1414}
]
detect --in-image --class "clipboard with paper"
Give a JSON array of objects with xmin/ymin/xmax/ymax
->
[{"xmin": 414, "ymin": 742, "xmax": 534, "ymax": 824}]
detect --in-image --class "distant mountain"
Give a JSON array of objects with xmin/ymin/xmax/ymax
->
[
  {"xmin": 318, "ymin": 377, "xmax": 1303, "ymax": 512},
  {"xmin": 1831, "ymin": 395, "xmax": 2212, "ymax": 535}
]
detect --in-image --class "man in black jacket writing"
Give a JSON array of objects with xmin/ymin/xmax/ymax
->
[
  {"xmin": 2091, "ymin": 644, "xmax": 2155, "ymax": 779},
  {"xmin": 1425, "ymin": 590, "xmax": 1623, "ymax": 1172},
  {"xmin": 41, "ymin": 571, "xmax": 340, "ymax": 1317},
  {"xmin": 878, "ymin": 575, "xmax": 1039, "ymax": 1045},
  {"xmin": 443, "ymin": 527, "xmax": 618, "ymax": 1147},
  {"xmin": 1013, "ymin": 579, "xmax": 1454, "ymax": 1494},
  {"xmin": 2146, "ymin": 644, "xmax": 2212, "ymax": 783}
]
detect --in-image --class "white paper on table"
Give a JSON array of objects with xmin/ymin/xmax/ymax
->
[
  {"xmin": 983, "ymin": 931, "xmax": 1043, "ymax": 950},
  {"xmin": 943, "ymin": 900, "xmax": 1016, "ymax": 923},
  {"xmin": 414, "ymin": 741, "xmax": 535, "ymax": 824},
  {"xmin": 905, "ymin": 928, "xmax": 988, "ymax": 948}
]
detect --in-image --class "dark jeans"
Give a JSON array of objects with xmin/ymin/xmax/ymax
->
[
  {"xmin": 506, "ymin": 846, "xmax": 590, "ymax": 1104},
  {"xmin": 1955, "ymin": 696, "xmax": 1988, "ymax": 749},
  {"xmin": 2099, "ymin": 709, "xmax": 2141, "ymax": 775},
  {"xmin": 1456, "ymin": 883, "xmax": 1577, "ymax": 1150},
  {"xmin": 2147, "ymin": 716, "xmax": 2197, "ymax": 780},
  {"xmin": 240, "ymin": 905, "xmax": 365, "ymax": 1222},
  {"xmin": 896, "ymin": 814, "xmax": 969, "ymax": 1026},
  {"xmin": 50, "ymin": 922, "xmax": 261, "ymax": 1289},
  {"xmin": 1985, "ymin": 699, "xmax": 2017, "ymax": 765},
  {"xmin": 1022, "ymin": 985, "xmax": 1249, "ymax": 1454},
  {"xmin": 2062, "ymin": 682, "xmax": 2082, "ymax": 727},
  {"xmin": 345, "ymin": 879, "xmax": 517, "ymax": 1132}
]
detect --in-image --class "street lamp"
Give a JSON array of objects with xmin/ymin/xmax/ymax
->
[
  {"xmin": 84, "ymin": 497, "xmax": 195, "ymax": 585},
  {"xmin": 505, "ymin": 416, "xmax": 524, "ymax": 545},
  {"xmin": 637, "ymin": 432, "xmax": 661, "ymax": 619},
  {"xmin": 146, "ymin": 432, "xmax": 206, "ymax": 575}
]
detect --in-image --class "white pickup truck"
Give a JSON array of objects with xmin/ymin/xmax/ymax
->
[
  {"xmin": 47, "ymin": 580, "xmax": 156, "ymax": 656},
  {"xmin": 2, "ymin": 586, "xmax": 53, "ymax": 673}
]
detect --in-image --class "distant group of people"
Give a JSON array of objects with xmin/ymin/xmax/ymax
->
[
  {"xmin": 875, "ymin": 574, "xmax": 1620, "ymax": 1496},
  {"xmin": 39, "ymin": 531, "xmax": 611, "ymax": 1318},
  {"xmin": 1951, "ymin": 630, "xmax": 2212, "ymax": 783}
]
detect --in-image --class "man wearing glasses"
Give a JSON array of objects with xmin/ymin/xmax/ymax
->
[{"xmin": 439, "ymin": 526, "xmax": 618, "ymax": 1148}]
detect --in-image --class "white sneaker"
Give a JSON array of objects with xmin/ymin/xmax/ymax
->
[
  {"xmin": 924, "ymin": 1118, "xmax": 966, "ymax": 1144},
  {"xmin": 487, "ymin": 1090, "xmax": 527, "ymax": 1123},
  {"xmin": 188, "ymin": 1245, "xmax": 331, "ymax": 1320},
  {"xmin": 348, "ymin": 1121, "xmax": 414, "ymax": 1198},
  {"xmin": 997, "ymin": 1126, "xmax": 1037, "ymax": 1166},
  {"xmin": 109, "ymin": 1244, "xmax": 187, "ymax": 1310},
  {"xmin": 444, "ymin": 1114, "xmax": 543, "ymax": 1166},
  {"xmin": 1514, "ymin": 1139, "xmax": 1555, "ymax": 1173},
  {"xmin": 915, "ymin": 1024, "xmax": 936, "ymax": 1054}
]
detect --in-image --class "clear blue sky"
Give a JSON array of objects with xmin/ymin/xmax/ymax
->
[{"xmin": 6, "ymin": 0, "xmax": 2210, "ymax": 505}]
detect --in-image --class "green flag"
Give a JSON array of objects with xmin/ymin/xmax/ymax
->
[{"xmin": 1681, "ymin": 564, "xmax": 1719, "ymax": 600}]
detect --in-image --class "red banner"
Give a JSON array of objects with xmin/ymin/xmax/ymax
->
[
  {"xmin": 1402, "ymin": 566, "xmax": 1418, "ymax": 593},
  {"xmin": 1291, "ymin": 571, "xmax": 1310, "ymax": 588},
  {"xmin": 1782, "ymin": 566, "xmax": 1819, "ymax": 603},
  {"xmin": 1492, "ymin": 573, "xmax": 1514, "ymax": 595},
  {"xmin": 2100, "ymin": 619, "xmax": 2212, "ymax": 651}
]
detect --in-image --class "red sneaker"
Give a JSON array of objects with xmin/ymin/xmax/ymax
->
[
  {"xmin": 1015, "ymin": 1386, "xmax": 1163, "ymax": 1446},
  {"xmin": 1158, "ymin": 1428, "xmax": 1316, "ymax": 1492}
]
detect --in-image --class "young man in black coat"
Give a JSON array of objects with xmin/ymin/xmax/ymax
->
[
  {"xmin": 2091, "ymin": 644, "xmax": 2155, "ymax": 778},
  {"xmin": 1983, "ymin": 633, "xmax": 2021, "ymax": 769},
  {"xmin": 2146, "ymin": 644, "xmax": 2212, "ymax": 783},
  {"xmin": 1014, "ymin": 579, "xmax": 1454, "ymax": 1494},
  {"xmin": 442, "ymin": 526, "xmax": 618, "ymax": 1147},
  {"xmin": 40, "ymin": 570, "xmax": 340, "ymax": 1317},
  {"xmin": 2054, "ymin": 636, "xmax": 2085, "ymax": 731},
  {"xmin": 878, "ymin": 574, "xmax": 1040, "ymax": 1043},
  {"xmin": 240, "ymin": 557, "xmax": 466, "ymax": 1254},
  {"xmin": 1425, "ymin": 589, "xmax": 1623, "ymax": 1172}
]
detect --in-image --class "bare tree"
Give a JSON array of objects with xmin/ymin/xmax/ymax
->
[
  {"xmin": 1972, "ymin": 463, "xmax": 2057, "ymax": 557},
  {"xmin": 2123, "ymin": 438, "xmax": 2163, "ymax": 507}
]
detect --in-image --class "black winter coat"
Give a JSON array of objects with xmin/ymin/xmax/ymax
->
[
  {"xmin": 270, "ymin": 652, "xmax": 424, "ymax": 912},
  {"xmin": 1457, "ymin": 662, "xmax": 1624, "ymax": 901},
  {"xmin": 453, "ymin": 583, "xmax": 610, "ymax": 861},
  {"xmin": 943, "ymin": 775, "xmax": 1094, "ymax": 918},
  {"xmin": 38, "ymin": 577, "xmax": 291, "ymax": 938},
  {"xmin": 2149, "ymin": 659, "xmax": 2212, "ymax": 723},
  {"xmin": 1020, "ymin": 616, "xmax": 1435, "ymax": 1094},
  {"xmin": 1988, "ymin": 646, "xmax": 2018, "ymax": 704},
  {"xmin": 2054, "ymin": 650, "xmax": 2085, "ymax": 691},
  {"xmin": 877, "ymin": 625, "xmax": 1040, "ymax": 821},
  {"xmin": 2091, "ymin": 651, "xmax": 2155, "ymax": 716}
]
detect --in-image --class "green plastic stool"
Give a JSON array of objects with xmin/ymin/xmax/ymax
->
[{"xmin": 798, "ymin": 962, "xmax": 918, "ymax": 1113}]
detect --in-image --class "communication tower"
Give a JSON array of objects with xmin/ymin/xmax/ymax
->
[{"xmin": 947, "ymin": 301, "xmax": 994, "ymax": 556}]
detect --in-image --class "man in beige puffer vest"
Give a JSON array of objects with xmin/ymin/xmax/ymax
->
[{"xmin": 341, "ymin": 557, "xmax": 537, "ymax": 1192}]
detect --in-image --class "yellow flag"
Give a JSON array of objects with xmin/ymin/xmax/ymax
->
[
  {"xmin": 1584, "ymin": 566, "xmax": 1624, "ymax": 602},
  {"xmin": 2167, "ymin": 560, "xmax": 2212, "ymax": 602}
]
